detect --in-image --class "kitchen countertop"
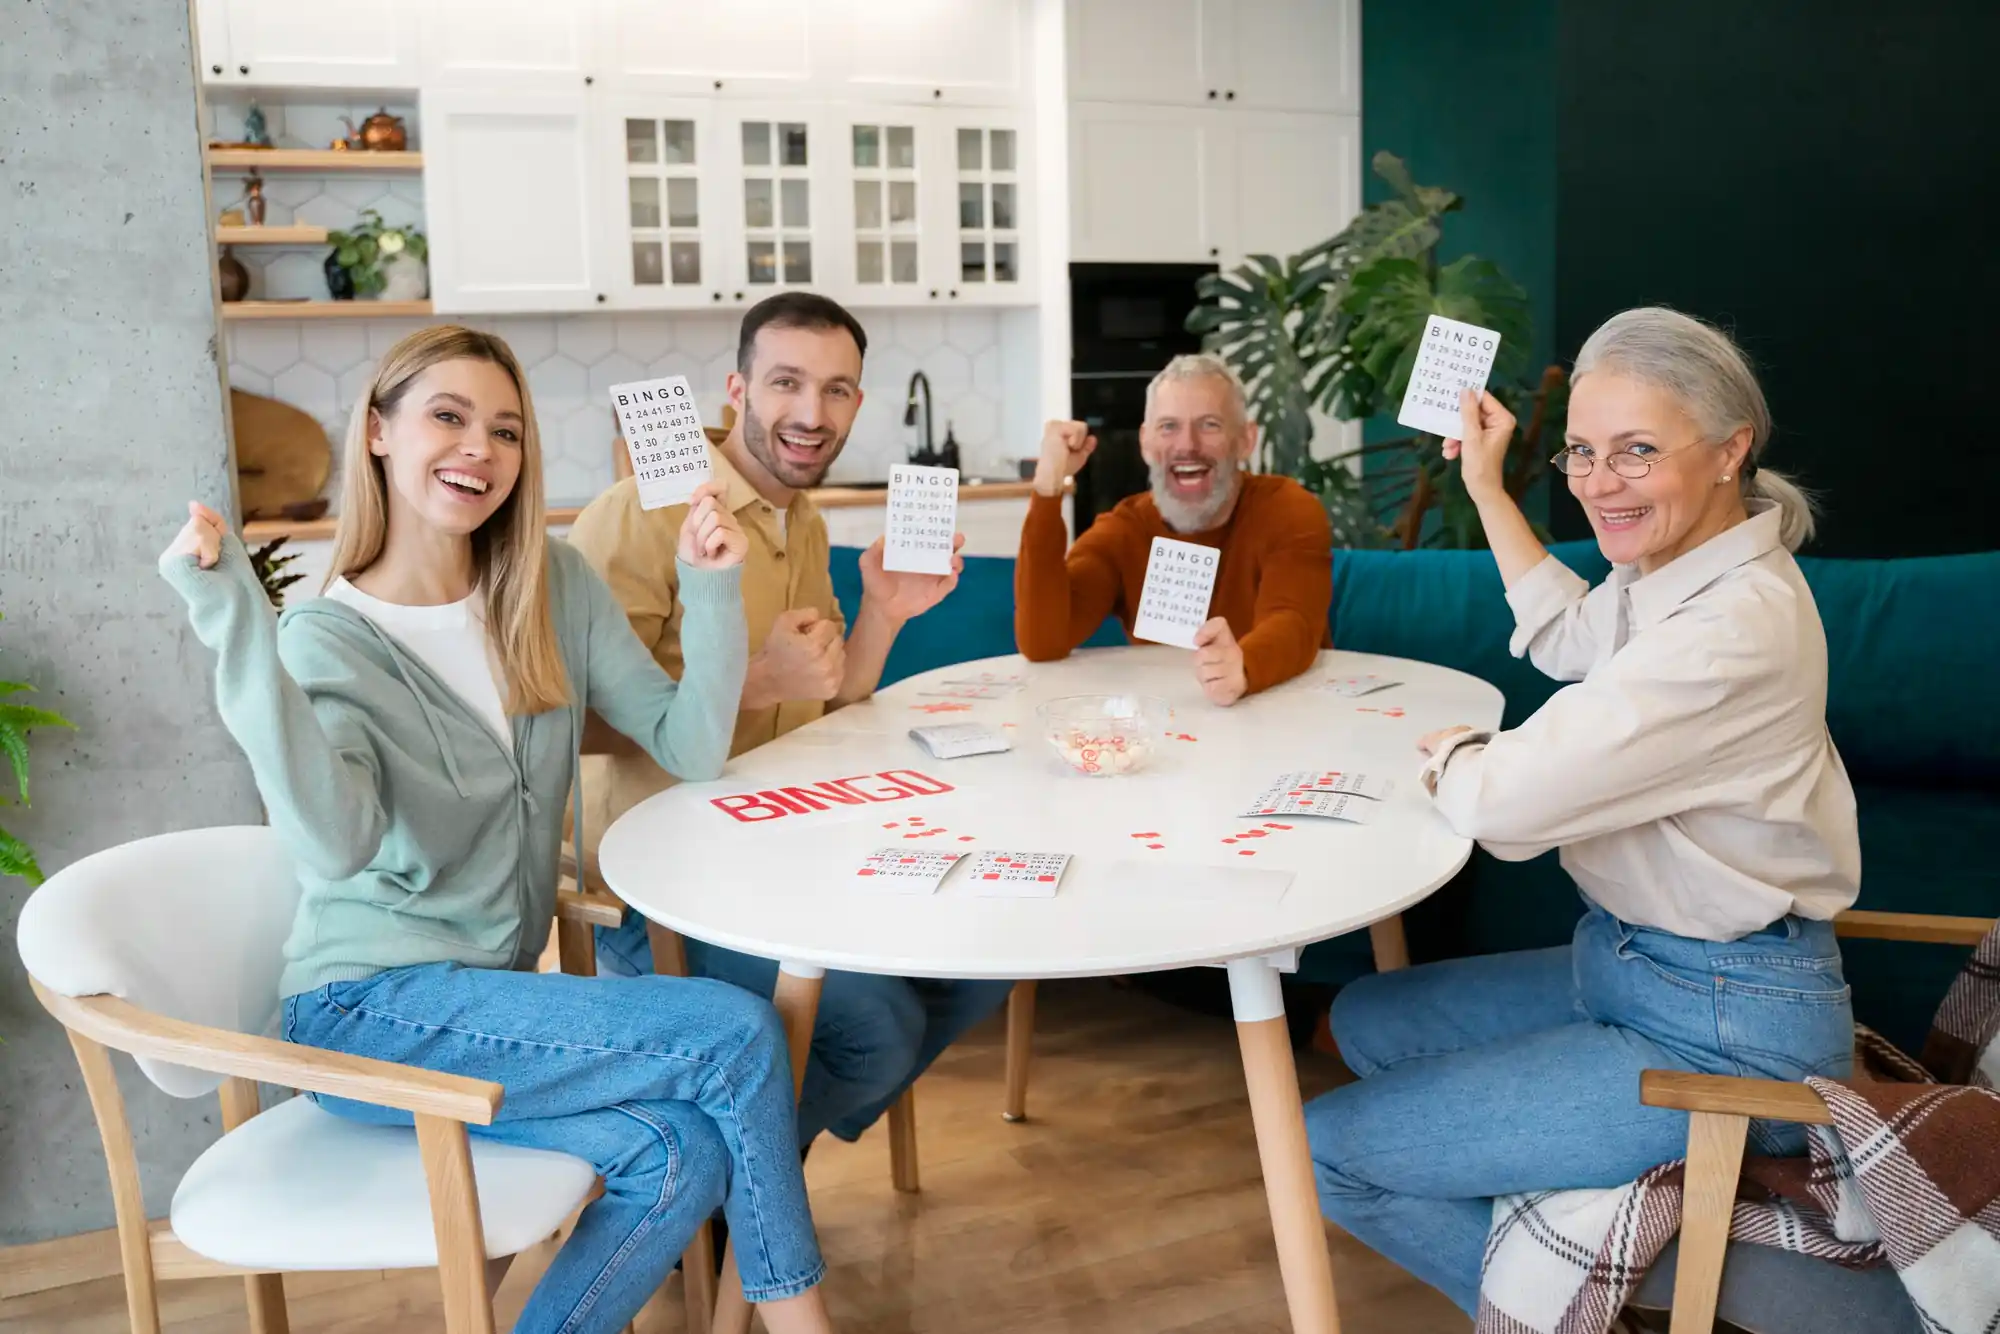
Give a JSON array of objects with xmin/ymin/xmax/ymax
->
[{"xmin": 242, "ymin": 479, "xmax": 1056, "ymax": 542}]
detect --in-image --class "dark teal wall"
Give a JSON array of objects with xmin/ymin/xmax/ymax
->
[{"xmin": 1361, "ymin": 0, "xmax": 1559, "ymax": 377}]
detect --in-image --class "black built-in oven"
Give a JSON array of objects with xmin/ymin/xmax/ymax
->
[{"xmin": 1068, "ymin": 262, "xmax": 1216, "ymax": 533}]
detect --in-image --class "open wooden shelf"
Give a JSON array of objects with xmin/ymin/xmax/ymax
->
[
  {"xmin": 217, "ymin": 224, "xmax": 330, "ymax": 245},
  {"xmin": 208, "ymin": 149, "xmax": 423, "ymax": 172},
  {"xmin": 222, "ymin": 300, "xmax": 432, "ymax": 321}
]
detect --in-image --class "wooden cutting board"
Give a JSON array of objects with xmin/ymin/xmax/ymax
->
[{"xmin": 232, "ymin": 388, "xmax": 332, "ymax": 520}]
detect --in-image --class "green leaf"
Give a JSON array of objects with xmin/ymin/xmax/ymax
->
[
  {"xmin": 0, "ymin": 723, "xmax": 27, "ymax": 802},
  {"xmin": 0, "ymin": 824, "xmax": 44, "ymax": 886},
  {"xmin": 0, "ymin": 702, "xmax": 75, "ymax": 733},
  {"xmin": 0, "ymin": 680, "xmax": 32, "ymax": 697},
  {"xmin": 335, "ymin": 243, "xmax": 361, "ymax": 267},
  {"xmin": 357, "ymin": 237, "xmax": 378, "ymax": 265}
]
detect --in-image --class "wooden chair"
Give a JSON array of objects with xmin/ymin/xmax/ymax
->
[
  {"xmin": 1634, "ymin": 908, "xmax": 1996, "ymax": 1334},
  {"xmin": 17, "ymin": 825, "xmax": 643, "ymax": 1334}
]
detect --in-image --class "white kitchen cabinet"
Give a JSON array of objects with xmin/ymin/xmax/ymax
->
[
  {"xmin": 711, "ymin": 107, "xmax": 835, "ymax": 298},
  {"xmin": 193, "ymin": 0, "xmax": 233, "ymax": 83},
  {"xmin": 833, "ymin": 0, "xmax": 1027, "ymax": 106},
  {"xmin": 1066, "ymin": 0, "xmax": 1210, "ymax": 106},
  {"xmin": 830, "ymin": 114, "xmax": 935, "ymax": 300},
  {"xmin": 1071, "ymin": 102, "xmax": 1357, "ymax": 267},
  {"xmin": 1069, "ymin": 103, "xmax": 1216, "ymax": 263},
  {"xmin": 202, "ymin": 0, "xmax": 419, "ymax": 87},
  {"xmin": 420, "ymin": 0, "xmax": 595, "ymax": 93},
  {"xmin": 936, "ymin": 110, "xmax": 1033, "ymax": 305},
  {"xmin": 595, "ymin": 0, "xmax": 821, "ymax": 99},
  {"xmin": 423, "ymin": 93, "xmax": 604, "ymax": 313},
  {"xmin": 1066, "ymin": 0, "xmax": 1357, "ymax": 116},
  {"xmin": 1220, "ymin": 0, "xmax": 1360, "ymax": 115},
  {"xmin": 601, "ymin": 101, "xmax": 735, "ymax": 308},
  {"xmin": 1219, "ymin": 111, "xmax": 1360, "ymax": 261}
]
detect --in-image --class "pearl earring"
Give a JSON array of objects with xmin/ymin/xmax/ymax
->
[{"xmin": 1719, "ymin": 473, "xmax": 1732, "ymax": 483}]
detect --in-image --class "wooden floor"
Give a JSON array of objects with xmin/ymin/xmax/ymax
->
[{"xmin": 3, "ymin": 978, "xmax": 1469, "ymax": 1334}]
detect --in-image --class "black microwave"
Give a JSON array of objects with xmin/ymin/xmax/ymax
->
[{"xmin": 1070, "ymin": 261, "xmax": 1216, "ymax": 375}]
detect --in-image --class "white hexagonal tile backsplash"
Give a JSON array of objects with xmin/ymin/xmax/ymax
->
[{"xmin": 227, "ymin": 308, "xmax": 1035, "ymax": 508}]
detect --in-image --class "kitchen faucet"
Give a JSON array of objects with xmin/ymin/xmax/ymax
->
[{"xmin": 903, "ymin": 370, "xmax": 936, "ymax": 465}]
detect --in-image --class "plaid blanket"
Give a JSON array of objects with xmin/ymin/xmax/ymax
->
[{"xmin": 1476, "ymin": 923, "xmax": 2000, "ymax": 1334}]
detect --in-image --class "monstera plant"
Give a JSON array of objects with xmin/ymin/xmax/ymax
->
[{"xmin": 1188, "ymin": 152, "xmax": 1566, "ymax": 548}]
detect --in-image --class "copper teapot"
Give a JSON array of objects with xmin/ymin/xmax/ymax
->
[{"xmin": 335, "ymin": 108, "xmax": 407, "ymax": 153}]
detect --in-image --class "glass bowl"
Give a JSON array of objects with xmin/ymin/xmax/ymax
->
[{"xmin": 1036, "ymin": 694, "xmax": 1172, "ymax": 776}]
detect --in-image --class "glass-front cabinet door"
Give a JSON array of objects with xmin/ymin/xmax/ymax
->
[
  {"xmin": 721, "ymin": 108, "xmax": 834, "ymax": 297},
  {"xmin": 936, "ymin": 111, "xmax": 1031, "ymax": 305},
  {"xmin": 844, "ymin": 118, "xmax": 926, "ymax": 296},
  {"xmin": 605, "ymin": 101, "xmax": 729, "ymax": 308}
]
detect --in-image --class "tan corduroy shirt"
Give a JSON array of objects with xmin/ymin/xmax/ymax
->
[{"xmin": 568, "ymin": 442, "xmax": 841, "ymax": 849}]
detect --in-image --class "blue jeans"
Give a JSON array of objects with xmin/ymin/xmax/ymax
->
[
  {"xmin": 283, "ymin": 962, "xmax": 825, "ymax": 1333},
  {"xmin": 1303, "ymin": 904, "xmax": 1853, "ymax": 1315},
  {"xmin": 599, "ymin": 917, "xmax": 1015, "ymax": 1144}
]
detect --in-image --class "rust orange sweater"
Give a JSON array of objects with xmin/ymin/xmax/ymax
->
[{"xmin": 1014, "ymin": 474, "xmax": 1333, "ymax": 694}]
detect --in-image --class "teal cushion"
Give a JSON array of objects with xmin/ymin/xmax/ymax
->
[
  {"xmin": 1328, "ymin": 541, "xmax": 1606, "ymax": 728},
  {"xmin": 1795, "ymin": 551, "xmax": 2000, "ymax": 785},
  {"xmin": 830, "ymin": 548, "xmax": 1123, "ymax": 688}
]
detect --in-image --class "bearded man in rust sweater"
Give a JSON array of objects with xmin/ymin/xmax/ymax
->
[{"xmin": 1015, "ymin": 353, "xmax": 1333, "ymax": 704}]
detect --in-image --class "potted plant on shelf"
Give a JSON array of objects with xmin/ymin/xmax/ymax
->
[
  {"xmin": 326, "ymin": 209, "xmax": 429, "ymax": 302},
  {"xmin": 1188, "ymin": 152, "xmax": 1567, "ymax": 549},
  {"xmin": 2, "ymin": 613, "xmax": 77, "ymax": 886}
]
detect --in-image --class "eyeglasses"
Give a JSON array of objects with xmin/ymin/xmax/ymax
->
[{"xmin": 1548, "ymin": 443, "xmax": 1700, "ymax": 479}]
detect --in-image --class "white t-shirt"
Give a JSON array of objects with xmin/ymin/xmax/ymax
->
[{"xmin": 325, "ymin": 578, "xmax": 513, "ymax": 753}]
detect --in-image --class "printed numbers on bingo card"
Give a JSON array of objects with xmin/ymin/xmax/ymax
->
[
  {"xmin": 612, "ymin": 376, "xmax": 712, "ymax": 510},
  {"xmin": 883, "ymin": 464, "xmax": 959, "ymax": 575},
  {"xmin": 1132, "ymin": 537, "xmax": 1220, "ymax": 649},
  {"xmin": 1395, "ymin": 316, "xmax": 1503, "ymax": 441}
]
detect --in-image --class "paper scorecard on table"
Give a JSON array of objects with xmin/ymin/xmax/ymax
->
[
  {"xmin": 1241, "ymin": 781, "xmax": 1379, "ymax": 823},
  {"xmin": 1273, "ymin": 770, "xmax": 1393, "ymax": 800},
  {"xmin": 855, "ymin": 848, "xmax": 963, "ymax": 895},
  {"xmin": 908, "ymin": 722, "xmax": 1011, "ymax": 759},
  {"xmin": 882, "ymin": 464, "xmax": 959, "ymax": 575},
  {"xmin": 1131, "ymin": 536, "xmax": 1221, "ymax": 649},
  {"xmin": 965, "ymin": 850, "xmax": 1073, "ymax": 898},
  {"xmin": 611, "ymin": 376, "xmax": 711, "ymax": 510},
  {"xmin": 1396, "ymin": 316, "xmax": 1504, "ymax": 439}
]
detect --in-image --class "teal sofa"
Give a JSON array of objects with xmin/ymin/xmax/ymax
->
[{"xmin": 833, "ymin": 543, "xmax": 2000, "ymax": 1051}]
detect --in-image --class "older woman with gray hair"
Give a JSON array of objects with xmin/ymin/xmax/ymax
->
[{"xmin": 1303, "ymin": 307, "xmax": 1861, "ymax": 1314}]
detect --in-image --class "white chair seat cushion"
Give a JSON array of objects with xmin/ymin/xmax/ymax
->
[{"xmin": 170, "ymin": 1095, "xmax": 598, "ymax": 1271}]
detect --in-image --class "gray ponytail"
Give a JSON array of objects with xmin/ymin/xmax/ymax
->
[{"xmin": 1573, "ymin": 307, "xmax": 1815, "ymax": 551}]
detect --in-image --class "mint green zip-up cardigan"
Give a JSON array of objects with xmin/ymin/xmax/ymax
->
[{"xmin": 161, "ymin": 532, "xmax": 746, "ymax": 998}]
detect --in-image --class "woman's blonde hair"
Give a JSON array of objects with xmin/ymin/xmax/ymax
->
[
  {"xmin": 1572, "ymin": 307, "xmax": 1816, "ymax": 551},
  {"xmin": 327, "ymin": 325, "xmax": 570, "ymax": 715}
]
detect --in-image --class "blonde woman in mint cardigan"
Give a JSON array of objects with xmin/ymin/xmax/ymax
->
[{"xmin": 160, "ymin": 326, "xmax": 837, "ymax": 1334}]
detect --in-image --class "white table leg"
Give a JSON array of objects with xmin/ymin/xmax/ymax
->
[
  {"xmin": 713, "ymin": 962, "xmax": 825, "ymax": 1334},
  {"xmin": 1228, "ymin": 956, "xmax": 1342, "ymax": 1334}
]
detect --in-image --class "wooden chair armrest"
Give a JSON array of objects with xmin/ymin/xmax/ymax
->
[
  {"xmin": 556, "ymin": 886, "xmax": 625, "ymax": 928},
  {"xmin": 1640, "ymin": 1070, "xmax": 1833, "ymax": 1126},
  {"xmin": 32, "ymin": 979, "xmax": 502, "ymax": 1125},
  {"xmin": 1834, "ymin": 909, "xmax": 1995, "ymax": 946}
]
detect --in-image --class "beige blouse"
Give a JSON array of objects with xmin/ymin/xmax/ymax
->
[{"xmin": 1422, "ymin": 504, "xmax": 1862, "ymax": 941}]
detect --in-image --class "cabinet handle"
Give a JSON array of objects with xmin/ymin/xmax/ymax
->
[
  {"xmin": 734, "ymin": 291, "xmax": 744, "ymax": 300},
  {"xmin": 712, "ymin": 292, "xmax": 723, "ymax": 302},
  {"xmin": 1207, "ymin": 89, "xmax": 1217, "ymax": 99},
  {"xmin": 210, "ymin": 64, "xmax": 222, "ymax": 75},
  {"xmin": 595, "ymin": 293, "xmax": 606, "ymax": 304},
  {"xmin": 238, "ymin": 64, "xmax": 249, "ymax": 75},
  {"xmin": 584, "ymin": 75, "xmax": 594, "ymax": 85},
  {"xmin": 1226, "ymin": 90, "xmax": 1236, "ymax": 100},
  {"xmin": 929, "ymin": 289, "xmax": 939, "ymax": 299},
  {"xmin": 949, "ymin": 289, "xmax": 959, "ymax": 299},
  {"xmin": 933, "ymin": 89, "xmax": 943, "ymax": 99},
  {"xmin": 1208, "ymin": 247, "xmax": 1219, "ymax": 257},
  {"xmin": 713, "ymin": 79, "xmax": 724, "ymax": 90}
]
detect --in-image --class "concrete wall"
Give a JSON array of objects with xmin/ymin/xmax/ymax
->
[{"xmin": 0, "ymin": 0, "xmax": 263, "ymax": 1245}]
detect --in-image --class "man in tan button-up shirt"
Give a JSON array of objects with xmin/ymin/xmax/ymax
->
[{"xmin": 569, "ymin": 292, "xmax": 1015, "ymax": 1152}]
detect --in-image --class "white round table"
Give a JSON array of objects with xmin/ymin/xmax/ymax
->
[{"xmin": 600, "ymin": 646, "xmax": 1504, "ymax": 1333}]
